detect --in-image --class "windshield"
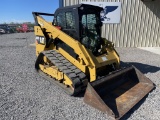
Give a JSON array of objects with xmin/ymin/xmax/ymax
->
[
  {"xmin": 81, "ymin": 13, "xmax": 101, "ymax": 55},
  {"xmin": 81, "ymin": 14, "xmax": 98, "ymax": 38}
]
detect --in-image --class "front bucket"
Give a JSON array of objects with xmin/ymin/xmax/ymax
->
[{"xmin": 84, "ymin": 66, "xmax": 155, "ymax": 119}]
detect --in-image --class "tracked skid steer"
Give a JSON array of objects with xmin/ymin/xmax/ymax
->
[{"xmin": 33, "ymin": 4, "xmax": 155, "ymax": 119}]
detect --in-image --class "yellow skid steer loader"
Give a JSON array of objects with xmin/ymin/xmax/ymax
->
[{"xmin": 32, "ymin": 4, "xmax": 155, "ymax": 119}]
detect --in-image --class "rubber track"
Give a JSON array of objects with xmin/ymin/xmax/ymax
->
[{"xmin": 35, "ymin": 50, "xmax": 87, "ymax": 96}]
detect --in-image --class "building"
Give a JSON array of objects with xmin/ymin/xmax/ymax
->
[{"xmin": 59, "ymin": 0, "xmax": 160, "ymax": 47}]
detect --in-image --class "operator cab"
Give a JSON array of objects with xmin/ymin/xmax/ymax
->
[{"xmin": 54, "ymin": 4, "xmax": 103, "ymax": 55}]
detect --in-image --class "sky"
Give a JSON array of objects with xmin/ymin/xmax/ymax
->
[{"xmin": 0, "ymin": 0, "xmax": 59, "ymax": 24}]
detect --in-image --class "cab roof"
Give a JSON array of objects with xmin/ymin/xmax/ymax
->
[{"xmin": 55, "ymin": 4, "xmax": 103, "ymax": 12}]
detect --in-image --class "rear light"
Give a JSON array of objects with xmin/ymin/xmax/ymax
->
[{"xmin": 35, "ymin": 36, "xmax": 45, "ymax": 44}]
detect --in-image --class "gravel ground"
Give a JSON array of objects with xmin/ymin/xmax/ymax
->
[{"xmin": 0, "ymin": 33, "xmax": 160, "ymax": 120}]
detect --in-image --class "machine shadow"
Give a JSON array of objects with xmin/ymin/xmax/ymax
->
[{"xmin": 120, "ymin": 61, "xmax": 160, "ymax": 74}]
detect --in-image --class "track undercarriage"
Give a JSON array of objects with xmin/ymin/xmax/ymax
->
[{"xmin": 35, "ymin": 50, "xmax": 87, "ymax": 96}]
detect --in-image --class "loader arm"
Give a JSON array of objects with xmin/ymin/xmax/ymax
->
[{"xmin": 36, "ymin": 15, "xmax": 93, "ymax": 65}]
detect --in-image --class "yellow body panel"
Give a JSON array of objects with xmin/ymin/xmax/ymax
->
[
  {"xmin": 36, "ymin": 44, "xmax": 45, "ymax": 56},
  {"xmin": 39, "ymin": 64, "xmax": 63, "ymax": 80},
  {"xmin": 39, "ymin": 64, "xmax": 73, "ymax": 87},
  {"xmin": 34, "ymin": 26, "xmax": 44, "ymax": 36},
  {"xmin": 34, "ymin": 16, "xmax": 120, "ymax": 82}
]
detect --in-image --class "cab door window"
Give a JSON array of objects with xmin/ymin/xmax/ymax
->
[
  {"xmin": 56, "ymin": 12, "xmax": 66, "ymax": 28},
  {"xmin": 65, "ymin": 12, "xmax": 75, "ymax": 29}
]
